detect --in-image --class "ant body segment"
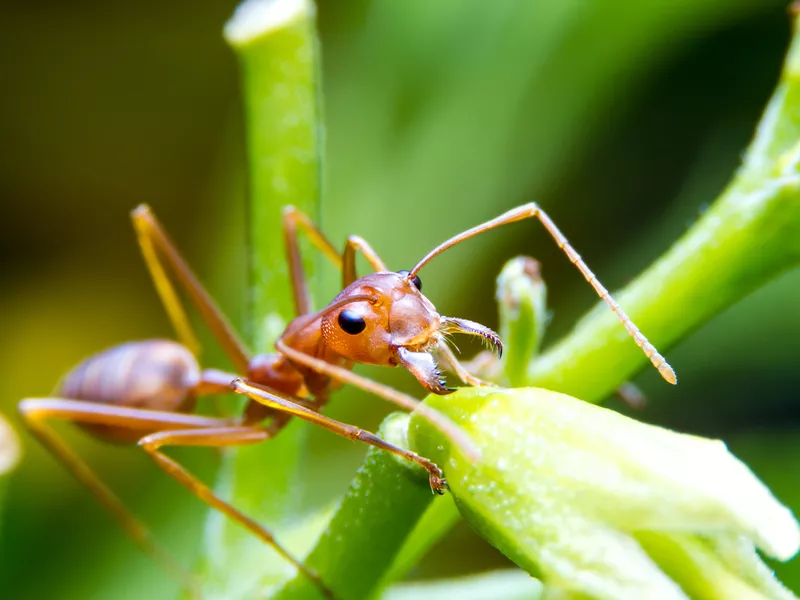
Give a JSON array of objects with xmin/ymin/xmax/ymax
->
[{"xmin": 19, "ymin": 203, "xmax": 675, "ymax": 598}]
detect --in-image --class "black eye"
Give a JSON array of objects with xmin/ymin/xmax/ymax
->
[
  {"xmin": 338, "ymin": 309, "xmax": 366, "ymax": 335},
  {"xmin": 397, "ymin": 269, "xmax": 422, "ymax": 291}
]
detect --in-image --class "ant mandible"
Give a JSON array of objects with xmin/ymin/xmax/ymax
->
[{"xmin": 19, "ymin": 203, "xmax": 676, "ymax": 599}]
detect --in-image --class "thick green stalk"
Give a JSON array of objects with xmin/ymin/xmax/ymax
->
[
  {"xmin": 373, "ymin": 495, "xmax": 461, "ymax": 594},
  {"xmin": 227, "ymin": 0, "xmax": 323, "ymax": 342},
  {"xmin": 200, "ymin": 0, "xmax": 324, "ymax": 594},
  {"xmin": 527, "ymin": 20, "xmax": 800, "ymax": 402}
]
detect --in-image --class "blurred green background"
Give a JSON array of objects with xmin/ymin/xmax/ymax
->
[{"xmin": 2, "ymin": 0, "xmax": 799, "ymax": 598}]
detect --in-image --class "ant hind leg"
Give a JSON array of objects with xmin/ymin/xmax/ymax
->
[
  {"xmin": 131, "ymin": 205, "xmax": 251, "ymax": 373},
  {"xmin": 137, "ymin": 425, "xmax": 337, "ymax": 599},
  {"xmin": 17, "ymin": 397, "xmax": 232, "ymax": 599}
]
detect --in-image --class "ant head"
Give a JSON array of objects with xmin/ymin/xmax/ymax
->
[
  {"xmin": 321, "ymin": 271, "xmax": 437, "ymax": 363},
  {"xmin": 320, "ymin": 270, "xmax": 501, "ymax": 395}
]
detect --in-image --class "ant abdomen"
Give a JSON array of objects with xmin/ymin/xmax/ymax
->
[{"xmin": 58, "ymin": 340, "xmax": 200, "ymax": 441}]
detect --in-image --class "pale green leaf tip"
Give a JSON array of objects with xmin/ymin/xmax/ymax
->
[
  {"xmin": 224, "ymin": 0, "xmax": 313, "ymax": 45},
  {"xmin": 756, "ymin": 500, "xmax": 800, "ymax": 562},
  {"xmin": 0, "ymin": 414, "xmax": 21, "ymax": 475}
]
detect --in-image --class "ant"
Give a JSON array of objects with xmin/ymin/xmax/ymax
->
[{"xmin": 19, "ymin": 203, "xmax": 675, "ymax": 599}]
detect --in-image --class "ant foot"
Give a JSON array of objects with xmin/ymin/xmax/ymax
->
[{"xmin": 429, "ymin": 468, "xmax": 448, "ymax": 495}]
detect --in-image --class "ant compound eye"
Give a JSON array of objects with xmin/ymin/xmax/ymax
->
[
  {"xmin": 338, "ymin": 309, "xmax": 366, "ymax": 335},
  {"xmin": 397, "ymin": 270, "xmax": 422, "ymax": 291}
]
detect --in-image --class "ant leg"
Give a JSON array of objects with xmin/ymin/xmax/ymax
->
[
  {"xmin": 138, "ymin": 427, "xmax": 335, "ymax": 600},
  {"xmin": 282, "ymin": 206, "xmax": 342, "ymax": 317},
  {"xmin": 433, "ymin": 341, "xmax": 497, "ymax": 388},
  {"xmin": 230, "ymin": 379, "xmax": 447, "ymax": 494},
  {"xmin": 342, "ymin": 236, "xmax": 388, "ymax": 288},
  {"xmin": 274, "ymin": 339, "xmax": 479, "ymax": 462},
  {"xmin": 410, "ymin": 203, "xmax": 677, "ymax": 385},
  {"xmin": 18, "ymin": 398, "xmax": 239, "ymax": 597},
  {"xmin": 281, "ymin": 207, "xmax": 388, "ymax": 311},
  {"xmin": 18, "ymin": 398, "xmax": 330, "ymax": 597},
  {"xmin": 131, "ymin": 205, "xmax": 251, "ymax": 373}
]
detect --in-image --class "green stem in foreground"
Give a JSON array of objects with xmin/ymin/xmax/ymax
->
[
  {"xmin": 527, "ymin": 19, "xmax": 800, "ymax": 402},
  {"xmin": 274, "ymin": 414, "xmax": 437, "ymax": 600}
]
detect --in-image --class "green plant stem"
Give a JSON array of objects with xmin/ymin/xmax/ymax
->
[
  {"xmin": 527, "ymin": 19, "xmax": 800, "ymax": 402},
  {"xmin": 274, "ymin": 414, "xmax": 437, "ymax": 600},
  {"xmin": 374, "ymin": 495, "xmax": 461, "ymax": 594},
  {"xmin": 227, "ymin": 0, "xmax": 324, "ymax": 342},
  {"xmin": 200, "ymin": 0, "xmax": 324, "ymax": 594}
]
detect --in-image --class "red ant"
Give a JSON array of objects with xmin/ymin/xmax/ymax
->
[{"xmin": 19, "ymin": 203, "xmax": 675, "ymax": 598}]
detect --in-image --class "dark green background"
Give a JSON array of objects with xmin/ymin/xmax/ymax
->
[{"xmin": 1, "ymin": 1, "xmax": 798, "ymax": 598}]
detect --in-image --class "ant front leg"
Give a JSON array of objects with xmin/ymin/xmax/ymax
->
[
  {"xmin": 281, "ymin": 206, "xmax": 390, "ymax": 311},
  {"xmin": 282, "ymin": 206, "xmax": 342, "ymax": 317},
  {"xmin": 342, "ymin": 236, "xmax": 388, "ymax": 288},
  {"xmin": 230, "ymin": 379, "xmax": 447, "ymax": 495}
]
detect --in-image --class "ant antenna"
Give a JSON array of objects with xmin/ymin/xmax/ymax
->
[{"xmin": 409, "ymin": 203, "xmax": 677, "ymax": 384}]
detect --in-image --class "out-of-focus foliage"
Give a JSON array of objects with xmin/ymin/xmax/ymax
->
[
  {"xmin": 0, "ymin": 414, "xmax": 21, "ymax": 535},
  {"xmin": 1, "ymin": 0, "xmax": 799, "ymax": 599}
]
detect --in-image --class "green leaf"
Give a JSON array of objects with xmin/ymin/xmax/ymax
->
[{"xmin": 408, "ymin": 387, "xmax": 798, "ymax": 600}]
